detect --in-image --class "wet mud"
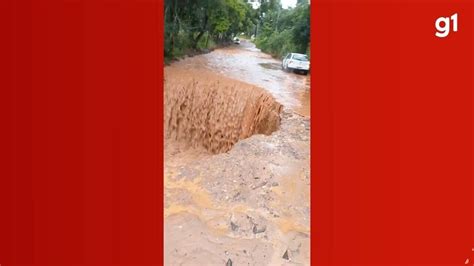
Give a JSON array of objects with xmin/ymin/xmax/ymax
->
[
  {"xmin": 165, "ymin": 68, "xmax": 282, "ymax": 154},
  {"xmin": 165, "ymin": 40, "xmax": 310, "ymax": 265},
  {"xmin": 171, "ymin": 40, "xmax": 310, "ymax": 117}
]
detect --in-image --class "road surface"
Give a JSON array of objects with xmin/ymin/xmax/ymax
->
[
  {"xmin": 164, "ymin": 40, "xmax": 310, "ymax": 265},
  {"xmin": 171, "ymin": 39, "xmax": 310, "ymax": 117}
]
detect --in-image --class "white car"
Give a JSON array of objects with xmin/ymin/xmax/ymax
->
[
  {"xmin": 233, "ymin": 37, "xmax": 240, "ymax": 44},
  {"xmin": 282, "ymin": 53, "xmax": 310, "ymax": 75}
]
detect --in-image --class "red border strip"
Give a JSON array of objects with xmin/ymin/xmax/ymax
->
[{"xmin": 311, "ymin": 1, "xmax": 473, "ymax": 265}]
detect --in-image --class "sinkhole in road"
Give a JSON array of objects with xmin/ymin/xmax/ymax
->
[{"xmin": 165, "ymin": 68, "xmax": 282, "ymax": 154}]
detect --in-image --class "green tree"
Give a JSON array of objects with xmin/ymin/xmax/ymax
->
[
  {"xmin": 164, "ymin": 0, "xmax": 254, "ymax": 60},
  {"xmin": 254, "ymin": 0, "xmax": 310, "ymax": 58}
]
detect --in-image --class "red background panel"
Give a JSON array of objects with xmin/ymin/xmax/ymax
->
[
  {"xmin": 0, "ymin": 0, "xmax": 163, "ymax": 265},
  {"xmin": 312, "ymin": 1, "xmax": 473, "ymax": 265}
]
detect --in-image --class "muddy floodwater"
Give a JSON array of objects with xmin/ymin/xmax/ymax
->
[
  {"xmin": 165, "ymin": 40, "xmax": 310, "ymax": 265},
  {"xmin": 170, "ymin": 40, "xmax": 310, "ymax": 117}
]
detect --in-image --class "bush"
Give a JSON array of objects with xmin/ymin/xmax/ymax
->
[
  {"xmin": 254, "ymin": 3, "xmax": 310, "ymax": 59},
  {"xmin": 196, "ymin": 32, "xmax": 217, "ymax": 51},
  {"xmin": 256, "ymin": 30, "xmax": 297, "ymax": 58}
]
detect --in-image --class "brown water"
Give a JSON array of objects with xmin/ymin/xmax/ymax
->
[
  {"xmin": 164, "ymin": 41, "xmax": 310, "ymax": 265},
  {"xmin": 171, "ymin": 40, "xmax": 310, "ymax": 117},
  {"xmin": 165, "ymin": 68, "xmax": 282, "ymax": 154}
]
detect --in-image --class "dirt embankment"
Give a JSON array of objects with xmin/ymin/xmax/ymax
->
[{"xmin": 165, "ymin": 68, "xmax": 282, "ymax": 154}]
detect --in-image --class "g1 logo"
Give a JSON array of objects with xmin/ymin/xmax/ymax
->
[{"xmin": 435, "ymin": 13, "xmax": 458, "ymax": 38}]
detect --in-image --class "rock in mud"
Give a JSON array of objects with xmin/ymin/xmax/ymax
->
[
  {"xmin": 230, "ymin": 221, "xmax": 239, "ymax": 231},
  {"xmin": 282, "ymin": 249, "xmax": 290, "ymax": 260},
  {"xmin": 252, "ymin": 181, "xmax": 267, "ymax": 190},
  {"xmin": 253, "ymin": 224, "xmax": 267, "ymax": 234}
]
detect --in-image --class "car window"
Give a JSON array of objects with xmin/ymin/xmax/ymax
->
[{"xmin": 292, "ymin": 54, "xmax": 308, "ymax": 61}]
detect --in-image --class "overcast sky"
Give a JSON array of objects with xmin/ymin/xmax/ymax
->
[{"xmin": 281, "ymin": 0, "xmax": 296, "ymax": 9}]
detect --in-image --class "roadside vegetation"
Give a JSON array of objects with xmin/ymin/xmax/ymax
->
[
  {"xmin": 164, "ymin": 0, "xmax": 310, "ymax": 61},
  {"xmin": 255, "ymin": 0, "xmax": 310, "ymax": 58},
  {"xmin": 164, "ymin": 0, "xmax": 254, "ymax": 61}
]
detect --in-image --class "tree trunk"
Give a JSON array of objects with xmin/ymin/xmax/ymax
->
[
  {"xmin": 192, "ymin": 14, "xmax": 208, "ymax": 49},
  {"xmin": 193, "ymin": 31, "xmax": 205, "ymax": 49}
]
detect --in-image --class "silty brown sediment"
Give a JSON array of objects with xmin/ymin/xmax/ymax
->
[{"xmin": 165, "ymin": 68, "xmax": 282, "ymax": 154}]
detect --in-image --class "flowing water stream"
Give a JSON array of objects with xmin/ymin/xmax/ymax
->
[{"xmin": 164, "ymin": 40, "xmax": 310, "ymax": 266}]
